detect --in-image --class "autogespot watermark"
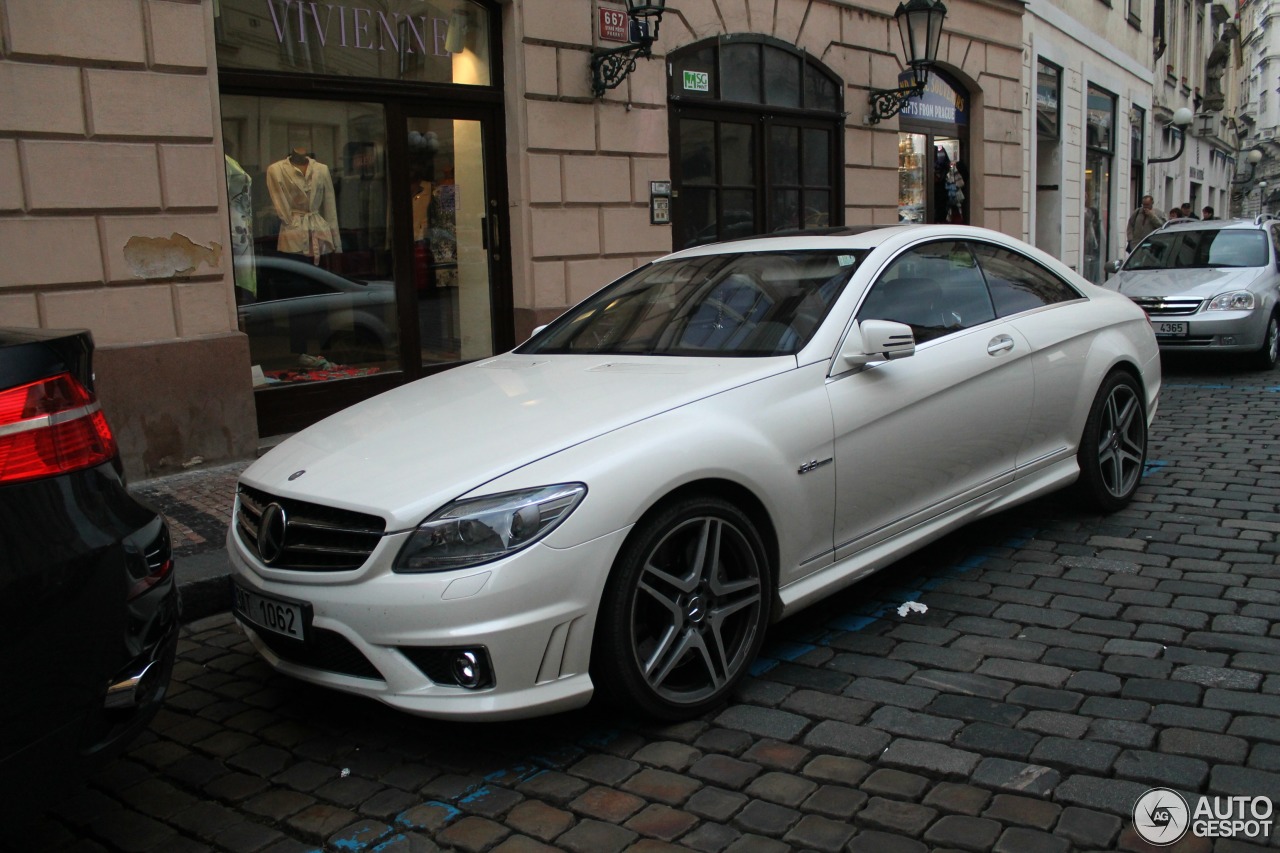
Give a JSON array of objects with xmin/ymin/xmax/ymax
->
[{"xmin": 1133, "ymin": 788, "xmax": 1274, "ymax": 845}]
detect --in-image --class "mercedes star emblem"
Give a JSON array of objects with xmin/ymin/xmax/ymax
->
[{"xmin": 258, "ymin": 502, "xmax": 289, "ymax": 565}]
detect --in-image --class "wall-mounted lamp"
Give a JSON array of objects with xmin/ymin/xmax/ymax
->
[
  {"xmin": 1148, "ymin": 108, "xmax": 1195, "ymax": 164},
  {"xmin": 590, "ymin": 0, "xmax": 667, "ymax": 97},
  {"xmin": 1233, "ymin": 148, "xmax": 1264, "ymax": 185},
  {"xmin": 866, "ymin": 0, "xmax": 948, "ymax": 125}
]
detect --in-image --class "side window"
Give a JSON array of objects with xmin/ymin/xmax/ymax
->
[
  {"xmin": 857, "ymin": 241, "xmax": 995, "ymax": 343},
  {"xmin": 970, "ymin": 242, "xmax": 1082, "ymax": 317}
]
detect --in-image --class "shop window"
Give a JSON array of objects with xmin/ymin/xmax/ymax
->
[
  {"xmin": 223, "ymin": 96, "xmax": 398, "ymax": 386},
  {"xmin": 1037, "ymin": 60, "xmax": 1061, "ymax": 140},
  {"xmin": 1085, "ymin": 85, "xmax": 1116, "ymax": 284},
  {"xmin": 669, "ymin": 37, "xmax": 843, "ymax": 248},
  {"xmin": 897, "ymin": 69, "xmax": 971, "ymax": 226}
]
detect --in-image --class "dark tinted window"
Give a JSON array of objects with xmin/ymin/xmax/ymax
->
[
  {"xmin": 858, "ymin": 241, "xmax": 995, "ymax": 343},
  {"xmin": 970, "ymin": 242, "xmax": 1082, "ymax": 316}
]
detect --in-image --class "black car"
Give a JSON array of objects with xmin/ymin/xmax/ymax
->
[{"xmin": 0, "ymin": 328, "xmax": 179, "ymax": 816}]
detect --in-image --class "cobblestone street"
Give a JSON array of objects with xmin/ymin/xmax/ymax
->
[{"xmin": 24, "ymin": 355, "xmax": 1280, "ymax": 853}]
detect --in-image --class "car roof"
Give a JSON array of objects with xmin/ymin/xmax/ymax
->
[
  {"xmin": 1159, "ymin": 215, "xmax": 1277, "ymax": 232},
  {"xmin": 661, "ymin": 223, "xmax": 1022, "ymax": 261}
]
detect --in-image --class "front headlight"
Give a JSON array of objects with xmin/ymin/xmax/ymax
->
[
  {"xmin": 1207, "ymin": 291, "xmax": 1256, "ymax": 311},
  {"xmin": 394, "ymin": 483, "xmax": 587, "ymax": 572}
]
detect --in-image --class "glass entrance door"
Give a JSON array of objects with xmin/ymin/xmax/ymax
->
[{"xmin": 405, "ymin": 117, "xmax": 494, "ymax": 367}]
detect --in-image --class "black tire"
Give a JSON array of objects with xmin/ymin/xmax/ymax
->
[
  {"xmin": 1076, "ymin": 371, "xmax": 1147, "ymax": 512},
  {"xmin": 1250, "ymin": 312, "xmax": 1279, "ymax": 371},
  {"xmin": 592, "ymin": 496, "xmax": 771, "ymax": 720}
]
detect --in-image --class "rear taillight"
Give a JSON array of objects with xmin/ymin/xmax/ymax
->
[{"xmin": 0, "ymin": 371, "xmax": 118, "ymax": 484}]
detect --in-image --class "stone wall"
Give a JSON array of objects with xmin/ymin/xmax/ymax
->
[{"xmin": 0, "ymin": 0, "xmax": 257, "ymax": 478}]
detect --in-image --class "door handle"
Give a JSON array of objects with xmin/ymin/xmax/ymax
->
[{"xmin": 987, "ymin": 335, "xmax": 1015, "ymax": 355}]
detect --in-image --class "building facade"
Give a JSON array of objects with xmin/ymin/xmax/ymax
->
[
  {"xmin": 1151, "ymin": 0, "xmax": 1239, "ymax": 221},
  {"xmin": 0, "ymin": 0, "xmax": 1025, "ymax": 480},
  {"xmin": 1235, "ymin": 0, "xmax": 1280, "ymax": 214}
]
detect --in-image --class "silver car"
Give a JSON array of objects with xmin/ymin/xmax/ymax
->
[{"xmin": 1108, "ymin": 215, "xmax": 1280, "ymax": 369}]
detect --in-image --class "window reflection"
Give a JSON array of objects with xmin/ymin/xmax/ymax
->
[{"xmin": 222, "ymin": 96, "xmax": 399, "ymax": 386}]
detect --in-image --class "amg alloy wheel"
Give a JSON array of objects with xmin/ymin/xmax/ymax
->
[
  {"xmin": 1076, "ymin": 371, "xmax": 1147, "ymax": 512},
  {"xmin": 594, "ymin": 497, "xmax": 770, "ymax": 719}
]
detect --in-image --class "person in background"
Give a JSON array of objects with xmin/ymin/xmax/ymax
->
[
  {"xmin": 1126, "ymin": 194, "xmax": 1165, "ymax": 251},
  {"xmin": 1169, "ymin": 207, "xmax": 1183, "ymax": 220},
  {"xmin": 1180, "ymin": 202, "xmax": 1199, "ymax": 220},
  {"xmin": 1202, "ymin": 206, "xmax": 1215, "ymax": 220}
]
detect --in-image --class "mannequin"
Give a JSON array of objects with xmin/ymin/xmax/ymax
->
[
  {"xmin": 265, "ymin": 147, "xmax": 341, "ymax": 263},
  {"xmin": 224, "ymin": 154, "xmax": 257, "ymax": 299}
]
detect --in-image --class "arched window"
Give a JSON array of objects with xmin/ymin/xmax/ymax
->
[{"xmin": 668, "ymin": 36, "xmax": 844, "ymax": 249}]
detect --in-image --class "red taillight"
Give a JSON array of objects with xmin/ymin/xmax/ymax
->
[{"xmin": 0, "ymin": 372, "xmax": 118, "ymax": 484}]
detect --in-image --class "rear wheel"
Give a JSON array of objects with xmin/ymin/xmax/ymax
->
[
  {"xmin": 1076, "ymin": 371, "xmax": 1147, "ymax": 512},
  {"xmin": 592, "ymin": 496, "xmax": 770, "ymax": 720},
  {"xmin": 1250, "ymin": 312, "xmax": 1279, "ymax": 371}
]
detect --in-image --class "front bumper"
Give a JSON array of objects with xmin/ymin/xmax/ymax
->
[
  {"xmin": 0, "ymin": 465, "xmax": 179, "ymax": 817},
  {"xmin": 1150, "ymin": 309, "xmax": 1267, "ymax": 352},
  {"xmin": 229, "ymin": 524, "xmax": 631, "ymax": 720}
]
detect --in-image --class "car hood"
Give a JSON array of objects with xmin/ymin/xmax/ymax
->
[
  {"xmin": 241, "ymin": 353, "xmax": 794, "ymax": 530},
  {"xmin": 1110, "ymin": 267, "xmax": 1263, "ymax": 298}
]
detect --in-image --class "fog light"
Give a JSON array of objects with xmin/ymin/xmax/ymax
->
[
  {"xmin": 1221, "ymin": 335, "xmax": 1236, "ymax": 345},
  {"xmin": 453, "ymin": 650, "xmax": 485, "ymax": 689}
]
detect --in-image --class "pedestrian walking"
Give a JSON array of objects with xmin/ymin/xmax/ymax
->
[{"xmin": 1126, "ymin": 195, "xmax": 1165, "ymax": 251}]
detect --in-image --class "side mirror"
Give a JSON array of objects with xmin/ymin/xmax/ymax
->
[
  {"xmin": 841, "ymin": 319, "xmax": 916, "ymax": 366},
  {"xmin": 529, "ymin": 324, "xmax": 548, "ymax": 340},
  {"xmin": 1109, "ymin": 259, "xmax": 1124, "ymax": 274}
]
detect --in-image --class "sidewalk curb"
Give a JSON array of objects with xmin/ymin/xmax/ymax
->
[{"xmin": 181, "ymin": 573, "xmax": 232, "ymax": 624}]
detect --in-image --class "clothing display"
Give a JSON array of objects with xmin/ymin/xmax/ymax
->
[
  {"xmin": 265, "ymin": 154, "xmax": 342, "ymax": 263},
  {"xmin": 225, "ymin": 155, "xmax": 257, "ymax": 297}
]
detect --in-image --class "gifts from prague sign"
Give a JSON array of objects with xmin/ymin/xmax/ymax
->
[{"xmin": 897, "ymin": 70, "xmax": 968, "ymax": 126}]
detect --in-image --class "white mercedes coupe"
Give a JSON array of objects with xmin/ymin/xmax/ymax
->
[{"xmin": 229, "ymin": 225, "xmax": 1161, "ymax": 721}]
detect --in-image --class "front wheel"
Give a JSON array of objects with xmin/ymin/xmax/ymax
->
[
  {"xmin": 1076, "ymin": 371, "xmax": 1147, "ymax": 513},
  {"xmin": 1250, "ymin": 312, "xmax": 1279, "ymax": 371},
  {"xmin": 592, "ymin": 497, "xmax": 770, "ymax": 720}
]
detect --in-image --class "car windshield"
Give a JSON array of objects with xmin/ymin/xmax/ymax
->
[
  {"xmin": 520, "ymin": 250, "xmax": 865, "ymax": 357},
  {"xmin": 1124, "ymin": 228, "xmax": 1269, "ymax": 271}
]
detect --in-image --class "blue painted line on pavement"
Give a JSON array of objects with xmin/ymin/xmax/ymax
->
[{"xmin": 337, "ymin": 509, "xmax": 1083, "ymax": 849}]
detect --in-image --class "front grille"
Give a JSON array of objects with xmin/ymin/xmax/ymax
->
[
  {"xmin": 1129, "ymin": 296, "xmax": 1202, "ymax": 316},
  {"xmin": 250, "ymin": 625, "xmax": 384, "ymax": 681},
  {"xmin": 236, "ymin": 484, "xmax": 386, "ymax": 572},
  {"xmin": 1155, "ymin": 336, "xmax": 1216, "ymax": 347}
]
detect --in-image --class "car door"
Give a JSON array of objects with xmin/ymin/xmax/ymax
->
[
  {"xmin": 828, "ymin": 240, "xmax": 1034, "ymax": 560},
  {"xmin": 963, "ymin": 240, "xmax": 1096, "ymax": 473}
]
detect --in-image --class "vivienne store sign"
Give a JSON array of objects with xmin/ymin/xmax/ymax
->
[{"xmin": 216, "ymin": 0, "xmax": 492, "ymax": 86}]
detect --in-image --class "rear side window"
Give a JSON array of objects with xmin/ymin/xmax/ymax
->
[{"xmin": 969, "ymin": 242, "xmax": 1082, "ymax": 317}]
